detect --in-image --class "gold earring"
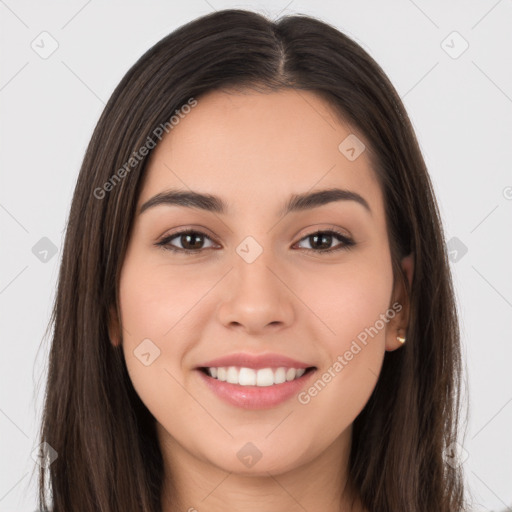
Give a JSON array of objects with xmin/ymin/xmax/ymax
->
[{"xmin": 397, "ymin": 330, "xmax": 406, "ymax": 344}]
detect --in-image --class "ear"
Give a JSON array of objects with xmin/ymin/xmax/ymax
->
[
  {"xmin": 108, "ymin": 304, "xmax": 122, "ymax": 347},
  {"xmin": 385, "ymin": 253, "xmax": 414, "ymax": 352}
]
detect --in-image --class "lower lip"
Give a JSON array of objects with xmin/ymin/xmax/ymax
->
[{"xmin": 196, "ymin": 368, "xmax": 317, "ymax": 410}]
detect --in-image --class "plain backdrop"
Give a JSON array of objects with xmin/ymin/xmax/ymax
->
[{"xmin": 1, "ymin": 1, "xmax": 511, "ymax": 511}]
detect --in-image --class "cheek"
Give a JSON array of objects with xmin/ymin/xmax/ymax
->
[
  {"xmin": 117, "ymin": 252, "xmax": 190, "ymax": 401},
  {"xmin": 117, "ymin": 257, "xmax": 207, "ymax": 438},
  {"xmin": 299, "ymin": 249, "xmax": 394, "ymax": 349},
  {"xmin": 117, "ymin": 249, "xmax": 229, "ymax": 411},
  {"xmin": 293, "ymin": 249, "xmax": 393, "ymax": 432},
  {"xmin": 118, "ymin": 250, "xmax": 214, "ymax": 341}
]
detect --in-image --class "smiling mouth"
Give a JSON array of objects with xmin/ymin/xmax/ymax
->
[{"xmin": 198, "ymin": 366, "xmax": 317, "ymax": 387}]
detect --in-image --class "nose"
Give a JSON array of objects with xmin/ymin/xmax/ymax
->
[{"xmin": 216, "ymin": 245, "xmax": 295, "ymax": 335}]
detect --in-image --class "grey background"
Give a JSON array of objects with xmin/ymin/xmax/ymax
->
[{"xmin": 1, "ymin": 1, "xmax": 511, "ymax": 510}]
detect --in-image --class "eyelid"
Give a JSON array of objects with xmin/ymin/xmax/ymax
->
[
  {"xmin": 293, "ymin": 227, "xmax": 355, "ymax": 253},
  {"xmin": 156, "ymin": 226, "xmax": 220, "ymax": 252},
  {"xmin": 294, "ymin": 223, "xmax": 352, "ymax": 241}
]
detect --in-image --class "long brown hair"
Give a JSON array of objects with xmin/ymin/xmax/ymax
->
[{"xmin": 36, "ymin": 8, "xmax": 467, "ymax": 511}]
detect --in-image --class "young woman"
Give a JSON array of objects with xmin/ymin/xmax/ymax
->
[{"xmin": 37, "ymin": 8, "xmax": 467, "ymax": 511}]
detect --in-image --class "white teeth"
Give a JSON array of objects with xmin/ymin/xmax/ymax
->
[
  {"xmin": 217, "ymin": 367, "xmax": 227, "ymax": 381},
  {"xmin": 274, "ymin": 367, "xmax": 286, "ymax": 384},
  {"xmin": 239, "ymin": 367, "xmax": 256, "ymax": 386},
  {"xmin": 226, "ymin": 366, "xmax": 238, "ymax": 384},
  {"xmin": 205, "ymin": 366, "xmax": 309, "ymax": 386},
  {"xmin": 286, "ymin": 368, "xmax": 296, "ymax": 381},
  {"xmin": 256, "ymin": 368, "xmax": 274, "ymax": 387}
]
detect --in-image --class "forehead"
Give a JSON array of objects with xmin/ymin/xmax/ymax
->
[{"xmin": 139, "ymin": 89, "xmax": 383, "ymax": 217}]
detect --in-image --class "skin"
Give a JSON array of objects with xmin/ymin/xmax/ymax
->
[{"xmin": 109, "ymin": 89, "xmax": 413, "ymax": 512}]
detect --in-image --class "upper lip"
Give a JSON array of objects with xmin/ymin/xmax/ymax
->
[{"xmin": 196, "ymin": 353, "xmax": 315, "ymax": 370}]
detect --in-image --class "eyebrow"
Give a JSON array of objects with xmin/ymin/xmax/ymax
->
[{"xmin": 139, "ymin": 187, "xmax": 371, "ymax": 217}]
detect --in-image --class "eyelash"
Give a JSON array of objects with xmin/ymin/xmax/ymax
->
[{"xmin": 155, "ymin": 228, "xmax": 355, "ymax": 255}]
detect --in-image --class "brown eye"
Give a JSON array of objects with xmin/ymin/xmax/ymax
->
[
  {"xmin": 156, "ymin": 230, "xmax": 217, "ymax": 254},
  {"xmin": 178, "ymin": 232, "xmax": 206, "ymax": 250},
  {"xmin": 295, "ymin": 230, "xmax": 355, "ymax": 253}
]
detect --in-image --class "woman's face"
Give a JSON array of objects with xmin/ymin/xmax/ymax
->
[{"xmin": 111, "ymin": 89, "xmax": 412, "ymax": 477}]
